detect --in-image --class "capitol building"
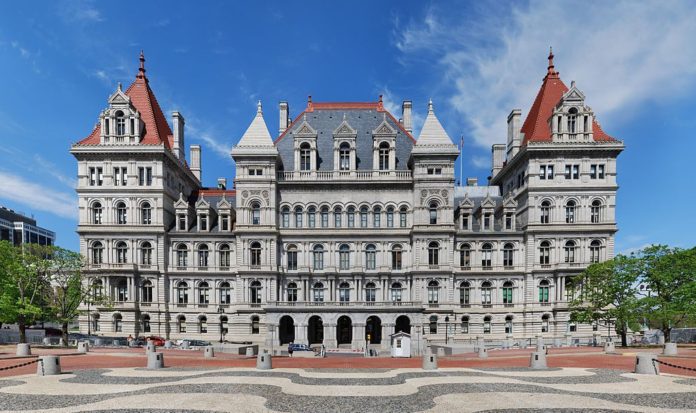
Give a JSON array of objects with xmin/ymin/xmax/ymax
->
[{"xmin": 72, "ymin": 51, "xmax": 623, "ymax": 351}]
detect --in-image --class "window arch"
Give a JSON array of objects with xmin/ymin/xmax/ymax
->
[
  {"xmin": 91, "ymin": 241, "xmax": 104, "ymax": 264},
  {"xmin": 399, "ymin": 206, "xmax": 408, "ymax": 227},
  {"xmin": 339, "ymin": 244, "xmax": 350, "ymax": 270},
  {"xmin": 339, "ymin": 142, "xmax": 350, "ymax": 170},
  {"xmin": 541, "ymin": 314, "xmax": 550, "ymax": 332},
  {"xmin": 378, "ymin": 141, "xmax": 390, "ymax": 170},
  {"xmin": 339, "ymin": 282, "xmax": 350, "ymax": 302},
  {"xmin": 300, "ymin": 142, "xmax": 311, "ymax": 171},
  {"xmin": 483, "ymin": 316, "xmax": 492, "ymax": 334},
  {"xmin": 505, "ymin": 315, "xmax": 513, "ymax": 334},
  {"xmin": 567, "ymin": 107, "xmax": 578, "ymax": 134},
  {"xmin": 116, "ymin": 202, "xmax": 127, "ymax": 225},
  {"xmin": 503, "ymin": 243, "xmax": 514, "ymax": 267},
  {"xmin": 140, "ymin": 241, "xmax": 152, "ymax": 265},
  {"xmin": 115, "ymin": 110, "xmax": 126, "ymax": 136},
  {"xmin": 539, "ymin": 280, "xmax": 550, "ymax": 303},
  {"xmin": 459, "ymin": 243, "xmax": 471, "ymax": 267},
  {"xmin": 428, "ymin": 242, "xmax": 439, "ymax": 267},
  {"xmin": 386, "ymin": 206, "xmax": 395, "ymax": 227},
  {"xmin": 461, "ymin": 316, "xmax": 469, "ymax": 334},
  {"xmin": 459, "ymin": 281, "xmax": 471, "ymax": 305},
  {"xmin": 251, "ymin": 315, "xmax": 260, "ymax": 334},
  {"xmin": 429, "ymin": 202, "xmax": 438, "ymax": 225},
  {"xmin": 564, "ymin": 240, "xmax": 577, "ymax": 263},
  {"xmin": 281, "ymin": 206, "xmax": 290, "ymax": 228},
  {"xmin": 481, "ymin": 243, "xmax": 493, "ymax": 268},
  {"xmin": 251, "ymin": 202, "xmax": 261, "ymax": 225},
  {"xmin": 307, "ymin": 206, "xmax": 316, "ymax": 228},
  {"xmin": 590, "ymin": 239, "xmax": 602, "ymax": 263},
  {"xmin": 539, "ymin": 241, "xmax": 551, "ymax": 265},
  {"xmin": 346, "ymin": 206, "xmax": 355, "ymax": 228},
  {"xmin": 250, "ymin": 242, "xmax": 261, "ymax": 267},
  {"xmin": 142, "ymin": 314, "xmax": 151, "ymax": 333},
  {"xmin": 91, "ymin": 279, "xmax": 103, "ymax": 299},
  {"xmin": 198, "ymin": 281, "xmax": 210, "ymax": 305},
  {"xmin": 565, "ymin": 200, "xmax": 576, "ymax": 223},
  {"xmin": 219, "ymin": 281, "xmax": 231, "ymax": 304},
  {"xmin": 427, "ymin": 280, "xmax": 439, "ymax": 304},
  {"xmin": 391, "ymin": 244, "xmax": 403, "ymax": 270},
  {"xmin": 313, "ymin": 245, "xmax": 324, "ymax": 270},
  {"xmin": 113, "ymin": 313, "xmax": 123, "ymax": 332},
  {"xmin": 286, "ymin": 244, "xmax": 298, "ymax": 270},
  {"xmin": 591, "ymin": 199, "xmax": 602, "ymax": 223},
  {"xmin": 199, "ymin": 315, "xmax": 208, "ymax": 333},
  {"xmin": 249, "ymin": 280, "xmax": 262, "ymax": 304},
  {"xmin": 91, "ymin": 202, "xmax": 103, "ymax": 224},
  {"xmin": 198, "ymin": 244, "xmax": 209, "ymax": 268},
  {"xmin": 115, "ymin": 241, "xmax": 128, "ymax": 264},
  {"xmin": 360, "ymin": 206, "xmax": 368, "ymax": 228},
  {"xmin": 429, "ymin": 315, "xmax": 438, "ymax": 334},
  {"xmin": 219, "ymin": 244, "xmax": 231, "ymax": 268},
  {"xmin": 540, "ymin": 200, "xmax": 551, "ymax": 224},
  {"xmin": 141, "ymin": 201, "xmax": 152, "ymax": 225},
  {"xmin": 334, "ymin": 206, "xmax": 342, "ymax": 228},
  {"xmin": 176, "ymin": 243, "xmax": 188, "ymax": 267},
  {"xmin": 321, "ymin": 206, "xmax": 329, "ymax": 227},
  {"xmin": 390, "ymin": 282, "xmax": 402, "ymax": 302},
  {"xmin": 373, "ymin": 206, "xmax": 381, "ymax": 228},
  {"xmin": 287, "ymin": 282, "xmax": 298, "ymax": 302},
  {"xmin": 178, "ymin": 315, "xmax": 186, "ymax": 333},
  {"xmin": 294, "ymin": 206, "xmax": 303, "ymax": 228},
  {"xmin": 502, "ymin": 281, "xmax": 513, "ymax": 304},
  {"xmin": 313, "ymin": 282, "xmax": 324, "ymax": 302},
  {"xmin": 116, "ymin": 279, "xmax": 128, "ymax": 302},
  {"xmin": 365, "ymin": 244, "xmax": 376, "ymax": 270},
  {"xmin": 176, "ymin": 281, "xmax": 189, "ymax": 304},
  {"xmin": 481, "ymin": 281, "xmax": 492, "ymax": 305}
]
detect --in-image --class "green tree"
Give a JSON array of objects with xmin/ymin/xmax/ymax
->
[
  {"xmin": 569, "ymin": 254, "xmax": 641, "ymax": 347},
  {"xmin": 45, "ymin": 246, "xmax": 86, "ymax": 346}
]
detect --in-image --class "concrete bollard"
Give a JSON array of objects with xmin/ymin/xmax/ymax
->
[
  {"xmin": 42, "ymin": 337, "xmax": 52, "ymax": 346},
  {"xmin": 16, "ymin": 343, "xmax": 31, "ymax": 356},
  {"xmin": 256, "ymin": 350, "xmax": 272, "ymax": 370},
  {"xmin": 245, "ymin": 346, "xmax": 255, "ymax": 357},
  {"xmin": 422, "ymin": 353, "xmax": 438, "ymax": 370},
  {"xmin": 529, "ymin": 351, "xmax": 547, "ymax": 369},
  {"xmin": 37, "ymin": 355, "xmax": 61, "ymax": 376},
  {"xmin": 204, "ymin": 346, "xmax": 215, "ymax": 358},
  {"xmin": 663, "ymin": 343, "xmax": 678, "ymax": 356},
  {"xmin": 77, "ymin": 341, "xmax": 89, "ymax": 353},
  {"xmin": 164, "ymin": 340, "xmax": 173, "ymax": 349},
  {"xmin": 604, "ymin": 341, "xmax": 616, "ymax": 354},
  {"xmin": 146, "ymin": 342, "xmax": 156, "ymax": 353},
  {"xmin": 634, "ymin": 353, "xmax": 659, "ymax": 375},
  {"xmin": 94, "ymin": 338, "xmax": 103, "ymax": 347},
  {"xmin": 478, "ymin": 347, "xmax": 488, "ymax": 359},
  {"xmin": 147, "ymin": 352, "xmax": 165, "ymax": 369}
]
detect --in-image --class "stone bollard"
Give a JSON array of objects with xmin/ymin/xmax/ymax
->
[
  {"xmin": 422, "ymin": 353, "xmax": 438, "ymax": 370},
  {"xmin": 634, "ymin": 353, "xmax": 659, "ymax": 375},
  {"xmin": 256, "ymin": 350, "xmax": 272, "ymax": 370},
  {"xmin": 77, "ymin": 341, "xmax": 89, "ymax": 354},
  {"xmin": 147, "ymin": 352, "xmax": 165, "ymax": 369},
  {"xmin": 59, "ymin": 338, "xmax": 66, "ymax": 347},
  {"xmin": 529, "ymin": 351, "xmax": 547, "ymax": 369},
  {"xmin": 663, "ymin": 343, "xmax": 678, "ymax": 356},
  {"xmin": 16, "ymin": 343, "xmax": 31, "ymax": 356},
  {"xmin": 146, "ymin": 342, "xmax": 156, "ymax": 353},
  {"xmin": 37, "ymin": 355, "xmax": 61, "ymax": 376},
  {"xmin": 478, "ymin": 347, "xmax": 488, "ymax": 359},
  {"xmin": 42, "ymin": 337, "xmax": 52, "ymax": 346},
  {"xmin": 164, "ymin": 340, "xmax": 173, "ymax": 349},
  {"xmin": 536, "ymin": 336, "xmax": 546, "ymax": 352},
  {"xmin": 245, "ymin": 346, "xmax": 255, "ymax": 357},
  {"xmin": 204, "ymin": 346, "xmax": 215, "ymax": 358},
  {"xmin": 658, "ymin": 335, "xmax": 665, "ymax": 345},
  {"xmin": 94, "ymin": 338, "xmax": 103, "ymax": 347},
  {"xmin": 604, "ymin": 341, "xmax": 616, "ymax": 354}
]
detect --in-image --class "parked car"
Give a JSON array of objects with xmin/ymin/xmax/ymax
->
[
  {"xmin": 185, "ymin": 339, "xmax": 211, "ymax": 348},
  {"xmin": 288, "ymin": 343, "xmax": 313, "ymax": 352},
  {"xmin": 145, "ymin": 336, "xmax": 166, "ymax": 346}
]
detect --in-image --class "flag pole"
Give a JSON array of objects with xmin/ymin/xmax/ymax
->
[{"xmin": 459, "ymin": 135, "xmax": 464, "ymax": 187}]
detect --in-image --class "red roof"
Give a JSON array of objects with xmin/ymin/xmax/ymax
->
[
  {"xmin": 77, "ymin": 52, "xmax": 174, "ymax": 148},
  {"xmin": 521, "ymin": 50, "xmax": 615, "ymax": 145},
  {"xmin": 197, "ymin": 189, "xmax": 236, "ymax": 197}
]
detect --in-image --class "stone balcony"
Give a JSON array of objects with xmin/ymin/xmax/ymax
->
[{"xmin": 277, "ymin": 169, "xmax": 412, "ymax": 183}]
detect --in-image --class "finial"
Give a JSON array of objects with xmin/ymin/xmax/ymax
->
[
  {"xmin": 343, "ymin": 113, "xmax": 347, "ymax": 121},
  {"xmin": 547, "ymin": 47, "xmax": 556, "ymax": 76},
  {"xmin": 308, "ymin": 95, "xmax": 312, "ymax": 104},
  {"xmin": 137, "ymin": 50, "xmax": 147, "ymax": 79},
  {"xmin": 378, "ymin": 94, "xmax": 383, "ymax": 103},
  {"xmin": 428, "ymin": 98, "xmax": 434, "ymax": 113},
  {"xmin": 257, "ymin": 100, "xmax": 262, "ymax": 114},
  {"xmin": 117, "ymin": 82, "xmax": 122, "ymax": 91},
  {"xmin": 571, "ymin": 80, "xmax": 576, "ymax": 88}
]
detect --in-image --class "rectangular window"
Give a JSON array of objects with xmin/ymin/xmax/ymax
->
[
  {"xmin": 287, "ymin": 251, "xmax": 297, "ymax": 271},
  {"xmin": 221, "ymin": 215, "xmax": 229, "ymax": 231},
  {"xmin": 321, "ymin": 211, "xmax": 329, "ymax": 228},
  {"xmin": 483, "ymin": 214, "xmax": 491, "ymax": 230},
  {"xmin": 400, "ymin": 211, "xmax": 407, "ymax": 227},
  {"xmin": 178, "ymin": 215, "xmax": 186, "ymax": 231},
  {"xmin": 391, "ymin": 250, "xmax": 402, "ymax": 270},
  {"xmin": 461, "ymin": 213, "xmax": 469, "ymax": 230},
  {"xmin": 89, "ymin": 167, "xmax": 103, "ymax": 186},
  {"xmin": 539, "ymin": 165, "xmax": 546, "ymax": 180},
  {"xmin": 598, "ymin": 164, "xmax": 605, "ymax": 179},
  {"xmin": 564, "ymin": 164, "xmax": 579, "ymax": 180},
  {"xmin": 138, "ymin": 167, "xmax": 153, "ymax": 186},
  {"xmin": 199, "ymin": 215, "xmax": 207, "ymax": 231},
  {"xmin": 505, "ymin": 213, "xmax": 513, "ymax": 230},
  {"xmin": 541, "ymin": 164, "xmax": 554, "ymax": 180}
]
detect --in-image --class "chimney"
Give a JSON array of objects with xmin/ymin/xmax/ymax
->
[
  {"xmin": 506, "ymin": 109, "xmax": 522, "ymax": 159},
  {"xmin": 172, "ymin": 112, "xmax": 185, "ymax": 160},
  {"xmin": 492, "ymin": 144, "xmax": 506, "ymax": 178},
  {"xmin": 402, "ymin": 100, "xmax": 412, "ymax": 133},
  {"xmin": 466, "ymin": 177, "xmax": 478, "ymax": 186},
  {"xmin": 279, "ymin": 101, "xmax": 289, "ymax": 134},
  {"xmin": 190, "ymin": 145, "xmax": 201, "ymax": 181},
  {"xmin": 217, "ymin": 177, "xmax": 227, "ymax": 190}
]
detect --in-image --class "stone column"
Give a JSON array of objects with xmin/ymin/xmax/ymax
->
[
  {"xmin": 353, "ymin": 323, "xmax": 366, "ymax": 350},
  {"xmin": 323, "ymin": 323, "xmax": 337, "ymax": 348}
]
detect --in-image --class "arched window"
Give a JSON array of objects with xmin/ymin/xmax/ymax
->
[
  {"xmin": 481, "ymin": 243, "xmax": 493, "ymax": 268},
  {"xmin": 251, "ymin": 315, "xmax": 260, "ymax": 334},
  {"xmin": 219, "ymin": 244, "xmax": 231, "ymax": 268},
  {"xmin": 378, "ymin": 141, "xmax": 390, "ymax": 170},
  {"xmin": 142, "ymin": 314, "xmax": 151, "ymax": 333},
  {"xmin": 390, "ymin": 282, "xmax": 402, "ymax": 302},
  {"xmin": 346, "ymin": 206, "xmax": 355, "ymax": 228},
  {"xmin": 399, "ymin": 206, "xmax": 408, "ymax": 227},
  {"xmin": 141, "ymin": 202, "xmax": 152, "ymax": 225},
  {"xmin": 502, "ymin": 281, "xmax": 513, "ymax": 304},
  {"xmin": 481, "ymin": 281, "xmax": 492, "ymax": 305},
  {"xmin": 321, "ymin": 206, "xmax": 329, "ymax": 227},
  {"xmin": 116, "ymin": 279, "xmax": 128, "ymax": 302},
  {"xmin": 590, "ymin": 240, "xmax": 602, "ymax": 263},
  {"xmin": 459, "ymin": 281, "xmax": 471, "ymax": 305},
  {"xmin": 540, "ymin": 200, "xmax": 550, "ymax": 224},
  {"xmin": 177, "ymin": 281, "xmax": 188, "ymax": 304},
  {"xmin": 591, "ymin": 200, "xmax": 602, "ymax": 223},
  {"xmin": 429, "ymin": 202, "xmax": 438, "ymax": 225},
  {"xmin": 339, "ymin": 142, "xmax": 350, "ymax": 170},
  {"xmin": 360, "ymin": 206, "xmax": 368, "ymax": 228},
  {"xmin": 250, "ymin": 242, "xmax": 261, "ymax": 267},
  {"xmin": 140, "ymin": 241, "xmax": 152, "ymax": 265},
  {"xmin": 334, "ymin": 206, "xmax": 342, "ymax": 228},
  {"xmin": 198, "ymin": 244, "xmax": 209, "ymax": 267},
  {"xmin": 483, "ymin": 316, "xmax": 492, "ymax": 334},
  {"xmin": 249, "ymin": 280, "xmax": 262, "ymax": 304},
  {"xmin": 503, "ymin": 243, "xmax": 514, "ymax": 267},
  {"xmin": 386, "ymin": 206, "xmax": 394, "ymax": 227},
  {"xmin": 429, "ymin": 315, "xmax": 438, "ymax": 334},
  {"xmin": 286, "ymin": 244, "xmax": 298, "ymax": 271},
  {"xmin": 115, "ymin": 241, "xmax": 128, "ymax": 264},
  {"xmin": 176, "ymin": 244, "xmax": 188, "ymax": 267},
  {"xmin": 199, "ymin": 316, "xmax": 208, "ymax": 333},
  {"xmin": 91, "ymin": 241, "xmax": 104, "ymax": 264},
  {"xmin": 92, "ymin": 202, "xmax": 103, "ymax": 224},
  {"xmin": 373, "ymin": 206, "xmax": 381, "ymax": 228},
  {"xmin": 541, "ymin": 314, "xmax": 550, "ymax": 332},
  {"xmin": 539, "ymin": 280, "xmax": 550, "ymax": 303},
  {"xmin": 564, "ymin": 240, "xmax": 576, "ymax": 263},
  {"xmin": 281, "ymin": 206, "xmax": 290, "ymax": 228},
  {"xmin": 365, "ymin": 244, "xmax": 376, "ymax": 270},
  {"xmin": 313, "ymin": 282, "xmax": 324, "ymax": 302},
  {"xmin": 219, "ymin": 282, "xmax": 231, "ymax": 304},
  {"xmin": 287, "ymin": 282, "xmax": 298, "ymax": 302},
  {"xmin": 461, "ymin": 316, "xmax": 469, "ymax": 334},
  {"xmin": 251, "ymin": 202, "xmax": 261, "ymax": 225},
  {"xmin": 428, "ymin": 242, "xmax": 439, "ymax": 267},
  {"xmin": 178, "ymin": 315, "xmax": 186, "ymax": 333},
  {"xmin": 565, "ymin": 200, "xmax": 576, "ymax": 223},
  {"xmin": 539, "ymin": 241, "xmax": 551, "ymax": 265},
  {"xmin": 459, "ymin": 244, "xmax": 471, "ymax": 268},
  {"xmin": 339, "ymin": 282, "xmax": 351, "ymax": 302},
  {"xmin": 198, "ymin": 281, "xmax": 210, "ymax": 305},
  {"xmin": 91, "ymin": 279, "xmax": 103, "ymax": 299},
  {"xmin": 294, "ymin": 206, "xmax": 303, "ymax": 228},
  {"xmin": 567, "ymin": 107, "xmax": 578, "ymax": 134},
  {"xmin": 427, "ymin": 280, "xmax": 439, "ymax": 304},
  {"xmin": 115, "ymin": 110, "xmax": 126, "ymax": 136},
  {"xmin": 339, "ymin": 244, "xmax": 350, "ymax": 270},
  {"xmin": 391, "ymin": 244, "xmax": 402, "ymax": 270},
  {"xmin": 307, "ymin": 206, "xmax": 316, "ymax": 228},
  {"xmin": 505, "ymin": 315, "xmax": 513, "ymax": 334},
  {"xmin": 116, "ymin": 202, "xmax": 127, "ymax": 224},
  {"xmin": 300, "ymin": 142, "xmax": 311, "ymax": 171},
  {"xmin": 113, "ymin": 314, "xmax": 123, "ymax": 332},
  {"xmin": 313, "ymin": 245, "xmax": 324, "ymax": 270}
]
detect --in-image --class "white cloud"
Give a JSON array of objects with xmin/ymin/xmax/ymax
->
[
  {"xmin": 470, "ymin": 156, "xmax": 488, "ymax": 169},
  {"xmin": 32, "ymin": 155, "xmax": 77, "ymax": 189},
  {"xmin": 61, "ymin": 0, "xmax": 104, "ymax": 23},
  {"xmin": 0, "ymin": 172, "xmax": 76, "ymax": 219},
  {"xmin": 183, "ymin": 118, "xmax": 233, "ymax": 159},
  {"xmin": 394, "ymin": 1, "xmax": 696, "ymax": 148}
]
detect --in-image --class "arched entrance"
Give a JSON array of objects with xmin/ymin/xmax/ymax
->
[
  {"xmin": 337, "ymin": 315, "xmax": 352, "ymax": 345},
  {"xmin": 307, "ymin": 315, "xmax": 324, "ymax": 345},
  {"xmin": 279, "ymin": 315, "xmax": 295, "ymax": 344},
  {"xmin": 395, "ymin": 315, "xmax": 411, "ymax": 335},
  {"xmin": 365, "ymin": 316, "xmax": 382, "ymax": 344}
]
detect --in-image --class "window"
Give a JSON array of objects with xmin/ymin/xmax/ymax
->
[
  {"xmin": 569, "ymin": 321, "xmax": 577, "ymax": 332},
  {"xmin": 313, "ymin": 245, "xmax": 324, "ymax": 270},
  {"xmin": 339, "ymin": 142, "xmax": 350, "ymax": 170},
  {"xmin": 373, "ymin": 207, "xmax": 381, "ymax": 228},
  {"xmin": 391, "ymin": 245, "xmax": 402, "ymax": 270},
  {"xmin": 114, "ymin": 314, "xmax": 123, "ymax": 333},
  {"xmin": 459, "ymin": 281, "xmax": 471, "ymax": 305},
  {"xmin": 91, "ymin": 241, "xmax": 104, "ymax": 264},
  {"xmin": 427, "ymin": 280, "xmax": 439, "ymax": 304},
  {"xmin": 539, "ymin": 241, "xmax": 551, "ymax": 265},
  {"xmin": 483, "ymin": 316, "xmax": 491, "ymax": 334},
  {"xmin": 199, "ymin": 316, "xmax": 208, "ymax": 333},
  {"xmin": 564, "ymin": 164, "xmax": 579, "ymax": 180},
  {"xmin": 427, "ymin": 167, "xmax": 442, "ymax": 175},
  {"xmin": 590, "ymin": 240, "xmax": 601, "ymax": 263},
  {"xmin": 116, "ymin": 241, "xmax": 128, "ymax": 264},
  {"xmin": 142, "ymin": 314, "xmax": 151, "ymax": 333},
  {"xmin": 567, "ymin": 107, "xmax": 577, "ymax": 135},
  {"xmin": 116, "ymin": 279, "xmax": 128, "ymax": 302},
  {"xmin": 294, "ymin": 207, "xmax": 303, "ymax": 228},
  {"xmin": 539, "ymin": 164, "xmax": 554, "ymax": 180},
  {"xmin": 198, "ymin": 244, "xmax": 209, "ymax": 267},
  {"xmin": 339, "ymin": 282, "xmax": 351, "ymax": 302},
  {"xmin": 541, "ymin": 314, "xmax": 549, "ymax": 333},
  {"xmin": 286, "ymin": 245, "xmax": 297, "ymax": 271},
  {"xmin": 178, "ymin": 316, "xmax": 186, "ymax": 333},
  {"xmin": 590, "ymin": 164, "xmax": 605, "ymax": 179},
  {"xmin": 281, "ymin": 207, "xmax": 290, "ymax": 228},
  {"xmin": 591, "ymin": 200, "xmax": 602, "ymax": 223},
  {"xmin": 138, "ymin": 167, "xmax": 152, "ymax": 186},
  {"xmin": 540, "ymin": 201, "xmax": 550, "ymax": 224},
  {"xmin": 313, "ymin": 282, "xmax": 324, "ymax": 302},
  {"xmin": 114, "ymin": 167, "xmax": 128, "ymax": 186},
  {"xmin": 89, "ymin": 167, "xmax": 103, "ymax": 186},
  {"xmin": 481, "ymin": 243, "xmax": 492, "ymax": 268},
  {"xmin": 251, "ymin": 202, "xmax": 261, "ymax": 225},
  {"xmin": 459, "ymin": 244, "xmax": 471, "ymax": 268},
  {"xmin": 390, "ymin": 282, "xmax": 402, "ymax": 302},
  {"xmin": 347, "ymin": 207, "xmax": 355, "ymax": 228},
  {"xmin": 176, "ymin": 244, "xmax": 188, "ymax": 267},
  {"xmin": 177, "ymin": 282, "xmax": 189, "ymax": 304},
  {"xmin": 461, "ymin": 213, "xmax": 470, "ymax": 229},
  {"xmin": 116, "ymin": 111, "xmax": 126, "ymax": 136},
  {"xmin": 287, "ymin": 282, "xmax": 298, "ymax": 302},
  {"xmin": 481, "ymin": 281, "xmax": 492, "ymax": 305},
  {"xmin": 199, "ymin": 214, "xmax": 208, "ymax": 231},
  {"xmin": 360, "ymin": 207, "xmax": 368, "ymax": 228},
  {"xmin": 339, "ymin": 244, "xmax": 350, "ymax": 270},
  {"xmin": 116, "ymin": 202, "xmax": 127, "ymax": 225},
  {"xmin": 386, "ymin": 207, "xmax": 394, "ymax": 227},
  {"xmin": 92, "ymin": 202, "xmax": 103, "ymax": 224},
  {"xmin": 483, "ymin": 213, "xmax": 491, "ymax": 230},
  {"xmin": 365, "ymin": 244, "xmax": 376, "ymax": 270},
  {"xmin": 502, "ymin": 281, "xmax": 513, "ymax": 304},
  {"xmin": 249, "ymin": 281, "xmax": 262, "ymax": 304},
  {"xmin": 140, "ymin": 241, "xmax": 152, "ymax": 265},
  {"xmin": 400, "ymin": 207, "xmax": 407, "ymax": 227},
  {"xmin": 503, "ymin": 243, "xmax": 514, "ymax": 267},
  {"xmin": 565, "ymin": 200, "xmax": 576, "ymax": 223},
  {"xmin": 219, "ymin": 244, "xmax": 231, "ymax": 268},
  {"xmin": 219, "ymin": 282, "xmax": 231, "ymax": 304},
  {"xmin": 378, "ymin": 142, "xmax": 390, "ymax": 170},
  {"xmin": 198, "ymin": 282, "xmax": 210, "ymax": 305},
  {"xmin": 249, "ymin": 168, "xmax": 263, "ymax": 176},
  {"xmin": 250, "ymin": 242, "xmax": 261, "ymax": 267},
  {"xmin": 539, "ymin": 280, "xmax": 550, "ymax": 303},
  {"xmin": 177, "ymin": 214, "xmax": 187, "ymax": 231},
  {"xmin": 505, "ymin": 316, "xmax": 513, "ymax": 334},
  {"xmin": 429, "ymin": 202, "xmax": 438, "ymax": 225},
  {"xmin": 505, "ymin": 213, "xmax": 513, "ymax": 230},
  {"xmin": 141, "ymin": 202, "xmax": 152, "ymax": 225},
  {"xmin": 308, "ymin": 207, "xmax": 316, "ymax": 228},
  {"xmin": 564, "ymin": 240, "xmax": 576, "ymax": 263},
  {"xmin": 428, "ymin": 242, "xmax": 439, "ymax": 267},
  {"xmin": 321, "ymin": 207, "xmax": 329, "ymax": 228},
  {"xmin": 461, "ymin": 316, "xmax": 469, "ymax": 334},
  {"xmin": 300, "ymin": 143, "xmax": 311, "ymax": 171},
  {"xmin": 334, "ymin": 207, "xmax": 342, "ymax": 228},
  {"xmin": 429, "ymin": 315, "xmax": 438, "ymax": 333}
]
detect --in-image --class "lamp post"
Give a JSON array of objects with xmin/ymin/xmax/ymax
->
[
  {"xmin": 217, "ymin": 306, "xmax": 225, "ymax": 343},
  {"xmin": 445, "ymin": 316, "xmax": 450, "ymax": 345}
]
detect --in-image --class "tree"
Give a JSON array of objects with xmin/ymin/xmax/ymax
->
[
  {"xmin": 637, "ymin": 245, "xmax": 696, "ymax": 342},
  {"xmin": 45, "ymin": 246, "xmax": 86, "ymax": 346},
  {"xmin": 569, "ymin": 254, "xmax": 641, "ymax": 347}
]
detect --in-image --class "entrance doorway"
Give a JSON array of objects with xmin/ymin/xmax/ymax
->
[
  {"xmin": 279, "ymin": 315, "xmax": 295, "ymax": 344},
  {"xmin": 395, "ymin": 315, "xmax": 411, "ymax": 335},
  {"xmin": 308, "ymin": 315, "xmax": 324, "ymax": 344},
  {"xmin": 365, "ymin": 316, "xmax": 382, "ymax": 344},
  {"xmin": 337, "ymin": 315, "xmax": 352, "ymax": 345}
]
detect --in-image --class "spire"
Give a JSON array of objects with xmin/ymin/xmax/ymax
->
[
  {"xmin": 137, "ymin": 50, "xmax": 147, "ymax": 81},
  {"xmin": 257, "ymin": 100, "xmax": 262, "ymax": 114},
  {"xmin": 427, "ymin": 98, "xmax": 434, "ymax": 114},
  {"xmin": 235, "ymin": 100, "xmax": 275, "ymax": 147},
  {"xmin": 546, "ymin": 47, "xmax": 558, "ymax": 79},
  {"xmin": 416, "ymin": 99, "xmax": 456, "ymax": 147}
]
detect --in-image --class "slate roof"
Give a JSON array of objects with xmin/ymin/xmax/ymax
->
[{"xmin": 171, "ymin": 189, "xmax": 236, "ymax": 233}]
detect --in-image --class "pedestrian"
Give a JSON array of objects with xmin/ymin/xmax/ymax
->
[
  {"xmin": 288, "ymin": 342, "xmax": 294, "ymax": 358},
  {"xmin": 321, "ymin": 344, "xmax": 326, "ymax": 357}
]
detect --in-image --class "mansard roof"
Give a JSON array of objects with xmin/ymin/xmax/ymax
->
[
  {"xmin": 76, "ymin": 52, "xmax": 174, "ymax": 148},
  {"xmin": 520, "ymin": 49, "xmax": 616, "ymax": 145}
]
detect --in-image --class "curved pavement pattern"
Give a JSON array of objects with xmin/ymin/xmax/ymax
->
[{"xmin": 0, "ymin": 367, "xmax": 694, "ymax": 412}]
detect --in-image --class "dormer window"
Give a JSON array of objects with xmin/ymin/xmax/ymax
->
[
  {"xmin": 220, "ymin": 214, "xmax": 230, "ymax": 231},
  {"xmin": 300, "ymin": 143, "xmax": 311, "ymax": 171},
  {"xmin": 115, "ymin": 111, "xmax": 126, "ymax": 136},
  {"xmin": 177, "ymin": 214, "xmax": 187, "ymax": 231},
  {"xmin": 199, "ymin": 214, "xmax": 208, "ymax": 231},
  {"xmin": 339, "ymin": 142, "xmax": 350, "ymax": 171},
  {"xmin": 378, "ymin": 142, "xmax": 390, "ymax": 170},
  {"xmin": 567, "ymin": 107, "xmax": 577, "ymax": 137}
]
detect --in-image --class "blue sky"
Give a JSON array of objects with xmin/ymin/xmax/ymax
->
[{"xmin": 1, "ymin": 0, "xmax": 695, "ymax": 253}]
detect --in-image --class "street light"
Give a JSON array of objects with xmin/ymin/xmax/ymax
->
[
  {"xmin": 445, "ymin": 316, "xmax": 450, "ymax": 345},
  {"xmin": 217, "ymin": 306, "xmax": 225, "ymax": 343}
]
